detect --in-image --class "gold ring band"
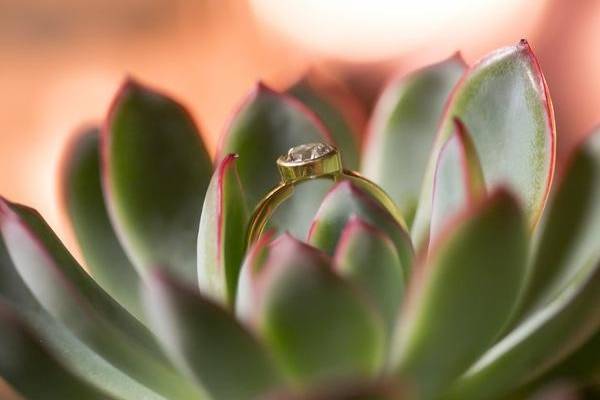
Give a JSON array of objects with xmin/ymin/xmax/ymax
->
[{"xmin": 245, "ymin": 143, "xmax": 406, "ymax": 249}]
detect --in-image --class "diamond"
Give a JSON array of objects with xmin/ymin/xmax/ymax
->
[{"xmin": 282, "ymin": 142, "xmax": 334, "ymax": 164}]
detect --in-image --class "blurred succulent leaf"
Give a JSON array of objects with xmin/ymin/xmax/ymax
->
[
  {"xmin": 266, "ymin": 381, "xmax": 406, "ymax": 400},
  {"xmin": 412, "ymin": 40, "xmax": 555, "ymax": 250},
  {"xmin": 362, "ymin": 54, "xmax": 466, "ymax": 225},
  {"xmin": 144, "ymin": 270, "xmax": 282, "ymax": 400},
  {"xmin": 197, "ymin": 154, "xmax": 248, "ymax": 307},
  {"xmin": 0, "ymin": 199, "xmax": 201, "ymax": 399},
  {"xmin": 429, "ymin": 119, "xmax": 485, "ymax": 243},
  {"xmin": 521, "ymin": 331, "xmax": 600, "ymax": 395},
  {"xmin": 512, "ymin": 130, "xmax": 600, "ymax": 321},
  {"xmin": 104, "ymin": 79, "xmax": 212, "ymax": 283},
  {"xmin": 217, "ymin": 83, "xmax": 333, "ymax": 237},
  {"xmin": 256, "ymin": 235, "xmax": 384, "ymax": 387},
  {"xmin": 308, "ymin": 181, "xmax": 414, "ymax": 278},
  {"xmin": 0, "ymin": 302, "xmax": 115, "ymax": 400},
  {"xmin": 235, "ymin": 230, "xmax": 275, "ymax": 325},
  {"xmin": 447, "ymin": 259, "xmax": 600, "ymax": 400},
  {"xmin": 394, "ymin": 190, "xmax": 528, "ymax": 398},
  {"xmin": 333, "ymin": 217, "xmax": 405, "ymax": 339},
  {"xmin": 61, "ymin": 126, "xmax": 143, "ymax": 320},
  {"xmin": 288, "ymin": 78, "xmax": 360, "ymax": 169},
  {"xmin": 0, "ymin": 238, "xmax": 166, "ymax": 399}
]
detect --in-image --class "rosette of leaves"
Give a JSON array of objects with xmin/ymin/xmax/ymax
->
[{"xmin": 0, "ymin": 40, "xmax": 598, "ymax": 400}]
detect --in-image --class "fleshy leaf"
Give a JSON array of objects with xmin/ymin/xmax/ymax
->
[
  {"xmin": 0, "ymin": 302, "xmax": 115, "ymax": 400},
  {"xmin": 0, "ymin": 199, "xmax": 201, "ymax": 399},
  {"xmin": 333, "ymin": 217, "xmax": 405, "ymax": 339},
  {"xmin": 288, "ymin": 77, "xmax": 360, "ymax": 169},
  {"xmin": 235, "ymin": 230, "xmax": 275, "ymax": 325},
  {"xmin": 103, "ymin": 79, "xmax": 212, "ymax": 283},
  {"xmin": 0, "ymin": 236, "xmax": 169, "ymax": 399},
  {"xmin": 197, "ymin": 154, "xmax": 248, "ymax": 307},
  {"xmin": 512, "ymin": 130, "xmax": 600, "ymax": 321},
  {"xmin": 256, "ymin": 235, "xmax": 384, "ymax": 387},
  {"xmin": 412, "ymin": 40, "xmax": 555, "ymax": 250},
  {"xmin": 308, "ymin": 181, "xmax": 414, "ymax": 278},
  {"xmin": 394, "ymin": 190, "xmax": 528, "ymax": 398},
  {"xmin": 429, "ymin": 119, "xmax": 485, "ymax": 244},
  {"xmin": 144, "ymin": 270, "xmax": 282, "ymax": 400},
  {"xmin": 447, "ymin": 259, "xmax": 600, "ymax": 399},
  {"xmin": 61, "ymin": 126, "xmax": 143, "ymax": 320},
  {"xmin": 362, "ymin": 54, "xmax": 466, "ymax": 225},
  {"xmin": 217, "ymin": 83, "xmax": 333, "ymax": 238}
]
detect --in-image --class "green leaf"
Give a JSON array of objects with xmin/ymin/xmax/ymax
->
[
  {"xmin": 197, "ymin": 154, "xmax": 248, "ymax": 307},
  {"xmin": 270, "ymin": 381, "xmax": 406, "ymax": 400},
  {"xmin": 362, "ymin": 54, "xmax": 466, "ymax": 225},
  {"xmin": 288, "ymin": 77, "xmax": 360, "ymax": 170},
  {"xmin": 429, "ymin": 119, "xmax": 485, "ymax": 243},
  {"xmin": 333, "ymin": 217, "xmax": 405, "ymax": 339},
  {"xmin": 393, "ymin": 190, "xmax": 528, "ymax": 398},
  {"xmin": 144, "ymin": 270, "xmax": 282, "ymax": 400},
  {"xmin": 217, "ymin": 83, "xmax": 333, "ymax": 238},
  {"xmin": 61, "ymin": 126, "xmax": 143, "ymax": 320},
  {"xmin": 513, "ymin": 130, "xmax": 600, "ymax": 321},
  {"xmin": 308, "ymin": 181, "xmax": 414, "ymax": 278},
  {"xmin": 0, "ymin": 199, "xmax": 201, "ymax": 399},
  {"xmin": 104, "ymin": 79, "xmax": 212, "ymax": 283},
  {"xmin": 0, "ymin": 237, "xmax": 166, "ymax": 399},
  {"xmin": 412, "ymin": 40, "xmax": 556, "ymax": 250},
  {"xmin": 255, "ymin": 234, "xmax": 384, "ymax": 387},
  {"xmin": 0, "ymin": 301, "xmax": 116, "ymax": 400},
  {"xmin": 524, "ymin": 331, "xmax": 600, "ymax": 393},
  {"xmin": 447, "ymin": 259, "xmax": 600, "ymax": 400}
]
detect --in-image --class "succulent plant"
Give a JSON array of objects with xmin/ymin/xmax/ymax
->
[{"xmin": 0, "ymin": 39, "xmax": 598, "ymax": 400}]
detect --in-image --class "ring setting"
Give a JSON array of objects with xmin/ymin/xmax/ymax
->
[{"xmin": 245, "ymin": 142, "xmax": 406, "ymax": 249}]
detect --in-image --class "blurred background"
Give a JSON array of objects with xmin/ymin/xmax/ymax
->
[{"xmin": 0, "ymin": 0, "xmax": 599, "ymax": 250}]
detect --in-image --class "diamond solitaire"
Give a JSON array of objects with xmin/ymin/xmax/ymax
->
[{"xmin": 277, "ymin": 142, "xmax": 341, "ymax": 183}]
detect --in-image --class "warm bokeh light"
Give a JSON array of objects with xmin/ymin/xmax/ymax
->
[
  {"xmin": 1, "ymin": 0, "xmax": 599, "ymax": 255},
  {"xmin": 251, "ymin": 0, "xmax": 545, "ymax": 61}
]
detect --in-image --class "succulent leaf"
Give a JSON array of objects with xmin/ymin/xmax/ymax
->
[
  {"xmin": 0, "ymin": 302, "xmax": 115, "ymax": 400},
  {"xmin": 412, "ymin": 40, "xmax": 556, "ymax": 250},
  {"xmin": 513, "ymin": 130, "xmax": 600, "ymax": 321},
  {"xmin": 288, "ymin": 78, "xmax": 360, "ymax": 169},
  {"xmin": 0, "ymin": 237, "xmax": 167, "ymax": 399},
  {"xmin": 394, "ymin": 190, "xmax": 528, "ymax": 398},
  {"xmin": 429, "ymin": 119, "xmax": 485, "ymax": 244},
  {"xmin": 143, "ymin": 270, "xmax": 282, "ymax": 400},
  {"xmin": 235, "ymin": 230, "xmax": 275, "ymax": 325},
  {"xmin": 447, "ymin": 258, "xmax": 600, "ymax": 399},
  {"xmin": 333, "ymin": 217, "xmax": 405, "ymax": 339},
  {"xmin": 217, "ymin": 83, "xmax": 334, "ymax": 237},
  {"xmin": 255, "ymin": 235, "xmax": 384, "ymax": 388},
  {"xmin": 61, "ymin": 126, "xmax": 143, "ymax": 320},
  {"xmin": 103, "ymin": 79, "xmax": 212, "ymax": 283},
  {"xmin": 308, "ymin": 181, "xmax": 414, "ymax": 278},
  {"xmin": 0, "ymin": 199, "xmax": 201, "ymax": 399},
  {"xmin": 363, "ymin": 54, "xmax": 466, "ymax": 225},
  {"xmin": 197, "ymin": 154, "xmax": 248, "ymax": 307}
]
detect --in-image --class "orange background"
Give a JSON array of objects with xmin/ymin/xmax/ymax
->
[{"xmin": 0, "ymin": 0, "xmax": 599, "ymax": 250}]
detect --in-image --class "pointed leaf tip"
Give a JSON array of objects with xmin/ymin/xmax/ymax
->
[
  {"xmin": 197, "ymin": 153, "xmax": 247, "ymax": 306},
  {"xmin": 309, "ymin": 180, "xmax": 414, "ymax": 277},
  {"xmin": 218, "ymin": 83, "xmax": 333, "ymax": 237},
  {"xmin": 255, "ymin": 233, "xmax": 385, "ymax": 386},
  {"xmin": 396, "ymin": 188, "xmax": 528, "ymax": 398},
  {"xmin": 362, "ymin": 55, "xmax": 467, "ymax": 226},
  {"xmin": 429, "ymin": 118, "xmax": 485, "ymax": 243},
  {"xmin": 103, "ymin": 79, "xmax": 212, "ymax": 283},
  {"xmin": 412, "ymin": 41, "xmax": 555, "ymax": 250}
]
